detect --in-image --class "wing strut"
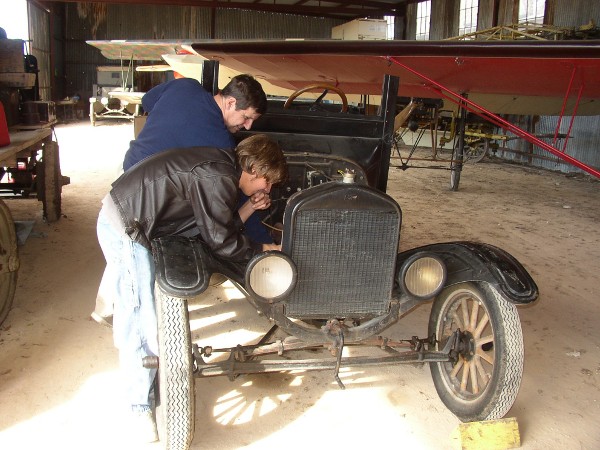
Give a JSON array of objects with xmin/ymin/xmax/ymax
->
[
  {"xmin": 554, "ymin": 66, "xmax": 582, "ymax": 152},
  {"xmin": 387, "ymin": 57, "xmax": 600, "ymax": 179}
]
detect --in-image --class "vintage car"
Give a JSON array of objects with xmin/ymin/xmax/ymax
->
[{"xmin": 147, "ymin": 67, "xmax": 538, "ymax": 450}]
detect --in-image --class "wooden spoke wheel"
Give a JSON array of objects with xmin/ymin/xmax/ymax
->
[
  {"xmin": 428, "ymin": 282, "xmax": 524, "ymax": 422},
  {"xmin": 0, "ymin": 200, "xmax": 19, "ymax": 325}
]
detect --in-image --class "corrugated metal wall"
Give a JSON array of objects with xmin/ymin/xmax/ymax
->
[
  {"xmin": 534, "ymin": 115, "xmax": 600, "ymax": 173},
  {"xmin": 553, "ymin": 0, "xmax": 600, "ymax": 28},
  {"xmin": 406, "ymin": 3, "xmax": 417, "ymax": 39},
  {"xmin": 214, "ymin": 9, "xmax": 339, "ymax": 39},
  {"xmin": 429, "ymin": 0, "xmax": 457, "ymax": 40},
  {"xmin": 64, "ymin": 4, "xmax": 343, "ymax": 101},
  {"xmin": 496, "ymin": 0, "xmax": 517, "ymax": 25},
  {"xmin": 27, "ymin": 3, "xmax": 51, "ymax": 101}
]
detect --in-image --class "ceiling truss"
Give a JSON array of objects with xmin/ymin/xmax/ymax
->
[{"xmin": 40, "ymin": 0, "xmax": 414, "ymax": 20}]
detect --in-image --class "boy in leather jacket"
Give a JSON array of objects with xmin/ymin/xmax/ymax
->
[{"xmin": 96, "ymin": 134, "xmax": 287, "ymax": 442}]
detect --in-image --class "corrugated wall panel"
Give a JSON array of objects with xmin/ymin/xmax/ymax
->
[
  {"xmin": 497, "ymin": 0, "xmax": 516, "ymax": 25},
  {"xmin": 64, "ymin": 40, "xmax": 105, "ymax": 100},
  {"xmin": 496, "ymin": 114, "xmax": 600, "ymax": 176},
  {"xmin": 28, "ymin": 3, "xmax": 51, "ymax": 101},
  {"xmin": 477, "ymin": 0, "xmax": 495, "ymax": 29},
  {"xmin": 430, "ymin": 0, "xmax": 457, "ymax": 39},
  {"xmin": 51, "ymin": 4, "xmax": 66, "ymax": 101},
  {"xmin": 67, "ymin": 3, "xmax": 108, "ymax": 40},
  {"xmin": 406, "ymin": 2, "xmax": 417, "ymax": 39},
  {"xmin": 553, "ymin": 0, "xmax": 600, "ymax": 28},
  {"xmin": 105, "ymin": 4, "xmax": 213, "ymax": 40},
  {"xmin": 214, "ymin": 9, "xmax": 342, "ymax": 39},
  {"xmin": 534, "ymin": 116, "xmax": 600, "ymax": 174}
]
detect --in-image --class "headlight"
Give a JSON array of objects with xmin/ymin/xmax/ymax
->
[
  {"xmin": 399, "ymin": 253, "xmax": 446, "ymax": 299},
  {"xmin": 245, "ymin": 251, "xmax": 297, "ymax": 302}
]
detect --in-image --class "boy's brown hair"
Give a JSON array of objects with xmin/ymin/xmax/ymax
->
[{"xmin": 236, "ymin": 134, "xmax": 288, "ymax": 185}]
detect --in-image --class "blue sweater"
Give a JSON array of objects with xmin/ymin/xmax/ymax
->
[{"xmin": 122, "ymin": 78, "xmax": 235, "ymax": 171}]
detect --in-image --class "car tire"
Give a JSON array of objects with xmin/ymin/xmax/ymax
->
[
  {"xmin": 155, "ymin": 287, "xmax": 195, "ymax": 449},
  {"xmin": 428, "ymin": 282, "xmax": 524, "ymax": 422}
]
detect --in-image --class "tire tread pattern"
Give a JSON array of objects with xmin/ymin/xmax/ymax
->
[
  {"xmin": 157, "ymin": 290, "xmax": 195, "ymax": 450},
  {"xmin": 429, "ymin": 282, "xmax": 525, "ymax": 422}
]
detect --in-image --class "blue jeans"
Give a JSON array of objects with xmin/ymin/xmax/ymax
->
[{"xmin": 97, "ymin": 208, "xmax": 157, "ymax": 411}]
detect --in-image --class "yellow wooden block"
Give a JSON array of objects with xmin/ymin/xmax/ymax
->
[{"xmin": 458, "ymin": 417, "xmax": 520, "ymax": 450}]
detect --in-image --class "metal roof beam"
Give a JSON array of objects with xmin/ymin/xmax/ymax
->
[{"xmin": 41, "ymin": 0, "xmax": 408, "ymax": 20}]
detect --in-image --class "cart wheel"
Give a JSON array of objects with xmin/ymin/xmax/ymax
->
[
  {"xmin": 0, "ymin": 200, "xmax": 19, "ymax": 325},
  {"xmin": 428, "ymin": 282, "xmax": 524, "ymax": 422},
  {"xmin": 449, "ymin": 142, "xmax": 463, "ymax": 191},
  {"xmin": 464, "ymin": 139, "xmax": 489, "ymax": 164},
  {"xmin": 155, "ymin": 287, "xmax": 195, "ymax": 449}
]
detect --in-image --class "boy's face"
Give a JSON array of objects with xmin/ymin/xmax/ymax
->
[{"xmin": 239, "ymin": 170, "xmax": 272, "ymax": 197}]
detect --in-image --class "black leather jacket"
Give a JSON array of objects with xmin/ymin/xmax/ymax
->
[{"xmin": 109, "ymin": 146, "xmax": 262, "ymax": 262}]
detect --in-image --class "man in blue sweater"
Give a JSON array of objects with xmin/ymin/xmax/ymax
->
[{"xmin": 122, "ymin": 74, "xmax": 267, "ymax": 171}]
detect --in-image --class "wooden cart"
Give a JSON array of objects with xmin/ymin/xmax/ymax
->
[{"xmin": 0, "ymin": 127, "xmax": 68, "ymax": 325}]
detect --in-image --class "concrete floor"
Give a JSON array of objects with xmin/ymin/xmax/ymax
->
[{"xmin": 0, "ymin": 120, "xmax": 599, "ymax": 450}]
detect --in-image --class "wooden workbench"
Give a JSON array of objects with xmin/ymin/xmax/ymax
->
[{"xmin": 0, "ymin": 127, "xmax": 64, "ymax": 222}]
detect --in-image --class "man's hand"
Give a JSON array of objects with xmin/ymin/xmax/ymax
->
[
  {"xmin": 249, "ymin": 190, "xmax": 271, "ymax": 210},
  {"xmin": 262, "ymin": 243, "xmax": 281, "ymax": 251}
]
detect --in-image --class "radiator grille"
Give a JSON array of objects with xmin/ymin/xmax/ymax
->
[{"xmin": 284, "ymin": 207, "xmax": 399, "ymax": 319}]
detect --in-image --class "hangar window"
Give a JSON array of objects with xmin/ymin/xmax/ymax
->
[
  {"xmin": 385, "ymin": 15, "xmax": 395, "ymax": 40},
  {"xmin": 459, "ymin": 0, "xmax": 479, "ymax": 36},
  {"xmin": 416, "ymin": 0, "xmax": 431, "ymax": 40},
  {"xmin": 519, "ymin": 0, "xmax": 546, "ymax": 24}
]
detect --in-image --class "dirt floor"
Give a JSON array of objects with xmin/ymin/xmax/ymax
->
[{"xmin": 0, "ymin": 120, "xmax": 599, "ymax": 450}]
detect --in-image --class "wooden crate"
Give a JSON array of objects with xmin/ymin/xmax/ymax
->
[{"xmin": 0, "ymin": 39, "xmax": 25, "ymax": 73}]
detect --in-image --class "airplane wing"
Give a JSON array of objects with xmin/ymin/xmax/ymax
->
[
  {"xmin": 190, "ymin": 39, "xmax": 600, "ymax": 178},
  {"xmin": 86, "ymin": 40, "xmax": 196, "ymax": 61},
  {"xmin": 190, "ymin": 39, "xmax": 600, "ymax": 116},
  {"xmin": 86, "ymin": 40, "xmax": 300, "ymax": 97}
]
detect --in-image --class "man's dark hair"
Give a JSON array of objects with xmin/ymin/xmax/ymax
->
[{"xmin": 221, "ymin": 74, "xmax": 268, "ymax": 114}]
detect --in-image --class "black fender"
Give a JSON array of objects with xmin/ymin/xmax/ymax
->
[
  {"xmin": 397, "ymin": 241, "xmax": 538, "ymax": 305},
  {"xmin": 152, "ymin": 235, "xmax": 245, "ymax": 298}
]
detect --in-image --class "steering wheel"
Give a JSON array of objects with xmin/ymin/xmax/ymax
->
[{"xmin": 284, "ymin": 84, "xmax": 348, "ymax": 113}]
